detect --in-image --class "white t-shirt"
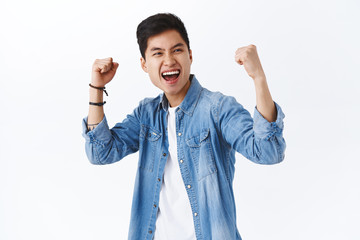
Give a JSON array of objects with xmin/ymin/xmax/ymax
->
[{"xmin": 153, "ymin": 105, "xmax": 196, "ymax": 240}]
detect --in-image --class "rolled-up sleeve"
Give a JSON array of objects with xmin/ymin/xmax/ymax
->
[
  {"xmin": 81, "ymin": 106, "xmax": 141, "ymax": 165},
  {"xmin": 82, "ymin": 115, "xmax": 112, "ymax": 145},
  {"xmin": 253, "ymin": 102, "xmax": 285, "ymax": 140},
  {"xmin": 218, "ymin": 96, "xmax": 286, "ymax": 165}
]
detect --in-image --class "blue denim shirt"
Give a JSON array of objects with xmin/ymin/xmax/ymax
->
[{"xmin": 82, "ymin": 75, "xmax": 286, "ymax": 240}]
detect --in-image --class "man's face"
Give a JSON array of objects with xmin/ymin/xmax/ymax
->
[{"xmin": 141, "ymin": 29, "xmax": 192, "ymax": 105}]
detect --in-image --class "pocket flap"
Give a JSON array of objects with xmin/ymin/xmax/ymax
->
[
  {"xmin": 140, "ymin": 125, "xmax": 161, "ymax": 141},
  {"xmin": 186, "ymin": 128, "xmax": 210, "ymax": 147}
]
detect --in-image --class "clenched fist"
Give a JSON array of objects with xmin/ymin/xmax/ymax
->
[
  {"xmin": 91, "ymin": 57, "xmax": 119, "ymax": 87},
  {"xmin": 235, "ymin": 45, "xmax": 265, "ymax": 80}
]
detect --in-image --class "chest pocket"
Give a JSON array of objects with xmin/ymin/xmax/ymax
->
[
  {"xmin": 186, "ymin": 128, "xmax": 217, "ymax": 181},
  {"xmin": 139, "ymin": 124, "xmax": 161, "ymax": 172}
]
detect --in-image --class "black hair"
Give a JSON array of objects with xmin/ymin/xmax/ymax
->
[{"xmin": 136, "ymin": 13, "xmax": 190, "ymax": 59}]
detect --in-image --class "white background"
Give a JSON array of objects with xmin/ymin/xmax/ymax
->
[{"xmin": 1, "ymin": 0, "xmax": 359, "ymax": 239}]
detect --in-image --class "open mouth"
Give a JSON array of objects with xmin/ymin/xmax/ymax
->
[{"xmin": 161, "ymin": 70, "xmax": 180, "ymax": 82}]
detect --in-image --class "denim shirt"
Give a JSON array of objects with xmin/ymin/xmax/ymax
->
[{"xmin": 82, "ymin": 75, "xmax": 286, "ymax": 240}]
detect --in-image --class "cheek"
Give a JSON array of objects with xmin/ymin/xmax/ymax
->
[
  {"xmin": 147, "ymin": 67, "xmax": 161, "ymax": 85},
  {"xmin": 180, "ymin": 56, "xmax": 192, "ymax": 68},
  {"xmin": 148, "ymin": 69, "xmax": 159, "ymax": 79},
  {"xmin": 147, "ymin": 62, "xmax": 160, "ymax": 75}
]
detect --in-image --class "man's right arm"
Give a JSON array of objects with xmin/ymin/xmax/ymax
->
[
  {"xmin": 87, "ymin": 57, "xmax": 119, "ymax": 131},
  {"xmin": 83, "ymin": 57, "xmax": 141, "ymax": 165}
]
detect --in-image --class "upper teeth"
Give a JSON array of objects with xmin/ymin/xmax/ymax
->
[{"xmin": 162, "ymin": 70, "xmax": 180, "ymax": 76}]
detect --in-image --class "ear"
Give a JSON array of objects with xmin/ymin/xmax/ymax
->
[
  {"xmin": 189, "ymin": 49, "xmax": 193, "ymax": 64},
  {"xmin": 140, "ymin": 57, "xmax": 148, "ymax": 73}
]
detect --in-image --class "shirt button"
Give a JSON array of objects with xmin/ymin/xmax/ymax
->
[
  {"xmin": 149, "ymin": 230, "xmax": 152, "ymax": 234},
  {"xmin": 180, "ymin": 159, "xmax": 184, "ymax": 163},
  {"xmin": 187, "ymin": 185, "xmax": 191, "ymax": 189},
  {"xmin": 178, "ymin": 132, "xmax": 182, "ymax": 136},
  {"xmin": 194, "ymin": 212, "xmax": 198, "ymax": 217},
  {"xmin": 158, "ymin": 178, "xmax": 161, "ymax": 181},
  {"xmin": 154, "ymin": 204, "xmax": 157, "ymax": 208},
  {"xmin": 163, "ymin": 153, "xmax": 167, "ymax": 157}
]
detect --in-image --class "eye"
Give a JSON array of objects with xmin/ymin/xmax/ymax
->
[
  {"xmin": 153, "ymin": 52, "xmax": 162, "ymax": 56},
  {"xmin": 174, "ymin": 48, "xmax": 182, "ymax": 53}
]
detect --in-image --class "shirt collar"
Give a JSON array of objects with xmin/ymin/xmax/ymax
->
[{"xmin": 158, "ymin": 74, "xmax": 203, "ymax": 116}]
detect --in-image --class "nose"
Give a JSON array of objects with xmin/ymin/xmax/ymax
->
[{"xmin": 164, "ymin": 53, "xmax": 176, "ymax": 66}]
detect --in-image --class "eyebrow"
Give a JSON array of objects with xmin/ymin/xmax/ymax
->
[{"xmin": 150, "ymin": 43, "xmax": 185, "ymax": 52}]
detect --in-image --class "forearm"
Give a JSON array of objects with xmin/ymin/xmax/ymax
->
[
  {"xmin": 87, "ymin": 87, "xmax": 104, "ymax": 130},
  {"xmin": 234, "ymin": 44, "xmax": 277, "ymax": 122},
  {"xmin": 253, "ymin": 76, "xmax": 276, "ymax": 122}
]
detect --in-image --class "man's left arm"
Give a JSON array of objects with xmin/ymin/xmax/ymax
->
[
  {"xmin": 235, "ymin": 44, "xmax": 276, "ymax": 122},
  {"xmin": 215, "ymin": 44, "xmax": 285, "ymax": 164}
]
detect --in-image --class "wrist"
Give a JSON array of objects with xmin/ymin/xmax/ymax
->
[
  {"xmin": 253, "ymin": 73, "xmax": 267, "ymax": 84},
  {"xmin": 89, "ymin": 87, "xmax": 104, "ymax": 102},
  {"xmin": 89, "ymin": 83, "xmax": 108, "ymax": 96},
  {"xmin": 90, "ymin": 82, "xmax": 105, "ymax": 88}
]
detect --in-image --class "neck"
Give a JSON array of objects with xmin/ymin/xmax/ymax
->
[{"xmin": 166, "ymin": 95, "xmax": 183, "ymax": 108}]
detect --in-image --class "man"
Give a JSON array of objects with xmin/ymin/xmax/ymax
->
[{"xmin": 82, "ymin": 13, "xmax": 286, "ymax": 240}]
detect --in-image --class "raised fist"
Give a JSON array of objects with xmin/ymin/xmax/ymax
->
[
  {"xmin": 235, "ymin": 45, "xmax": 265, "ymax": 80},
  {"xmin": 91, "ymin": 57, "xmax": 119, "ymax": 87}
]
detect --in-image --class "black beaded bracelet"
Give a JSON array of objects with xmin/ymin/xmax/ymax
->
[
  {"xmin": 89, "ymin": 83, "xmax": 108, "ymax": 96},
  {"xmin": 89, "ymin": 101, "xmax": 106, "ymax": 106}
]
